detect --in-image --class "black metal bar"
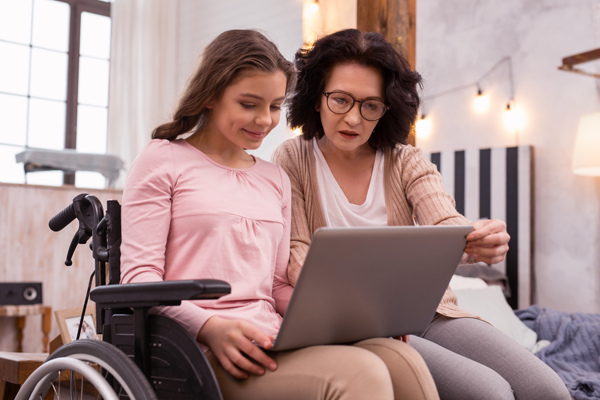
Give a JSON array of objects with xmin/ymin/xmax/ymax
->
[
  {"xmin": 479, "ymin": 149, "xmax": 491, "ymax": 219},
  {"xmin": 506, "ymin": 147, "xmax": 519, "ymax": 309},
  {"xmin": 106, "ymin": 200, "xmax": 121, "ymax": 285},
  {"xmin": 454, "ymin": 150, "xmax": 465, "ymax": 215},
  {"xmin": 134, "ymin": 308, "xmax": 151, "ymax": 378},
  {"xmin": 431, "ymin": 152, "xmax": 441, "ymax": 174}
]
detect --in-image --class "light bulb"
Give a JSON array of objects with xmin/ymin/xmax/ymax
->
[
  {"xmin": 415, "ymin": 116, "xmax": 432, "ymax": 139},
  {"xmin": 474, "ymin": 90, "xmax": 489, "ymax": 113},
  {"xmin": 293, "ymin": 128, "xmax": 302, "ymax": 136},
  {"xmin": 310, "ymin": 1, "xmax": 319, "ymax": 12},
  {"xmin": 503, "ymin": 104, "xmax": 526, "ymax": 132}
]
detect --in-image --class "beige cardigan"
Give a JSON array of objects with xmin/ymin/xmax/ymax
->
[{"xmin": 271, "ymin": 136, "xmax": 479, "ymax": 320}]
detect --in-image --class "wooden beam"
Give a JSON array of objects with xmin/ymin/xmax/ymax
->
[
  {"xmin": 357, "ymin": 0, "xmax": 417, "ymax": 145},
  {"xmin": 357, "ymin": 0, "xmax": 416, "ymax": 69},
  {"xmin": 562, "ymin": 48, "xmax": 600, "ymax": 67}
]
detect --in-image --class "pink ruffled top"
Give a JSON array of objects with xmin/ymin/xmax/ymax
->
[{"xmin": 120, "ymin": 139, "xmax": 293, "ymax": 339}]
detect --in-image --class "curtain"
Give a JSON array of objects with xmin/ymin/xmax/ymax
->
[{"xmin": 107, "ymin": 0, "xmax": 179, "ymax": 188}]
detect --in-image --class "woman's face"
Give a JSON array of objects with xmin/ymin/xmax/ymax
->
[
  {"xmin": 208, "ymin": 70, "xmax": 287, "ymax": 151},
  {"xmin": 317, "ymin": 63, "xmax": 385, "ymax": 152}
]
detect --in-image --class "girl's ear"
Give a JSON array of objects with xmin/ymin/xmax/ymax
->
[{"xmin": 315, "ymin": 103, "xmax": 320, "ymax": 112}]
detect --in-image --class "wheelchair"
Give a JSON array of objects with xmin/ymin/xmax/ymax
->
[{"xmin": 15, "ymin": 193, "xmax": 231, "ymax": 400}]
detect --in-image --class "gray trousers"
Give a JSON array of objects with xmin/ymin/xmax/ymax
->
[{"xmin": 410, "ymin": 314, "xmax": 571, "ymax": 400}]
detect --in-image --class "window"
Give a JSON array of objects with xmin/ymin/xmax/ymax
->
[{"xmin": 0, "ymin": 0, "xmax": 111, "ymax": 188}]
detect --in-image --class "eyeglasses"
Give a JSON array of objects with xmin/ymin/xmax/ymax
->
[{"xmin": 322, "ymin": 91, "xmax": 389, "ymax": 121}]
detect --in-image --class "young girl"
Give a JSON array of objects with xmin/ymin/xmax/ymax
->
[
  {"xmin": 120, "ymin": 30, "xmax": 438, "ymax": 400},
  {"xmin": 273, "ymin": 29, "xmax": 570, "ymax": 400}
]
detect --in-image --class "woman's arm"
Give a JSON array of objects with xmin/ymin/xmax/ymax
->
[
  {"xmin": 271, "ymin": 142, "xmax": 314, "ymax": 287},
  {"xmin": 398, "ymin": 146, "xmax": 509, "ymax": 264},
  {"xmin": 272, "ymin": 166, "xmax": 294, "ymax": 315},
  {"xmin": 397, "ymin": 145, "xmax": 470, "ymax": 227}
]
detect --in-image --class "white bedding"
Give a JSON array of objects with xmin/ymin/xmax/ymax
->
[{"xmin": 450, "ymin": 276, "xmax": 550, "ymax": 353}]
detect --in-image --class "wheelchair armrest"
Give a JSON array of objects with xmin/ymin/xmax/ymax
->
[{"xmin": 90, "ymin": 279, "xmax": 231, "ymax": 309}]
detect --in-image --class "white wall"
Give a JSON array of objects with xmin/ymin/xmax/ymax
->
[
  {"xmin": 177, "ymin": 0, "xmax": 304, "ymax": 161},
  {"xmin": 416, "ymin": 0, "xmax": 600, "ymax": 312},
  {"xmin": 175, "ymin": 0, "xmax": 600, "ymax": 312}
]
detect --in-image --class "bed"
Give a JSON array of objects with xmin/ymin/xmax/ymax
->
[
  {"xmin": 423, "ymin": 145, "xmax": 533, "ymax": 309},
  {"xmin": 424, "ymin": 146, "xmax": 598, "ymax": 400}
]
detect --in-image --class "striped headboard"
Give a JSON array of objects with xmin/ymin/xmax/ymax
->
[{"xmin": 423, "ymin": 146, "xmax": 534, "ymax": 310}]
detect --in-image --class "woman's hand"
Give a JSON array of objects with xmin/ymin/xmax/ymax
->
[
  {"xmin": 465, "ymin": 219, "xmax": 510, "ymax": 264},
  {"xmin": 197, "ymin": 316, "xmax": 277, "ymax": 379}
]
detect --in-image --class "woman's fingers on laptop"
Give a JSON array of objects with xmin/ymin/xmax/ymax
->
[{"xmin": 197, "ymin": 316, "xmax": 276, "ymax": 379}]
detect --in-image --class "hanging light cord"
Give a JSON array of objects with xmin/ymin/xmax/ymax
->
[{"xmin": 422, "ymin": 56, "xmax": 514, "ymax": 102}]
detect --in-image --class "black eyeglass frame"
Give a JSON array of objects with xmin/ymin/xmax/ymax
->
[{"xmin": 322, "ymin": 91, "xmax": 390, "ymax": 121}]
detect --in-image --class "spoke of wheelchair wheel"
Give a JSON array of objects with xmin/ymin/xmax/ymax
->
[
  {"xmin": 51, "ymin": 379, "xmax": 59, "ymax": 398},
  {"xmin": 70, "ymin": 371, "xmax": 76, "ymax": 400}
]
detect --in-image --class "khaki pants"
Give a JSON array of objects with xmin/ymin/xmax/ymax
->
[{"xmin": 207, "ymin": 337, "xmax": 439, "ymax": 400}]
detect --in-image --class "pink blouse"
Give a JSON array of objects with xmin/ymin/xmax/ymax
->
[{"xmin": 120, "ymin": 139, "xmax": 293, "ymax": 339}]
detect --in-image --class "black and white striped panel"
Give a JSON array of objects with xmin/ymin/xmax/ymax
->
[{"xmin": 426, "ymin": 146, "xmax": 532, "ymax": 310}]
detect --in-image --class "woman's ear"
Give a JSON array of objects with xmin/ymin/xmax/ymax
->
[{"xmin": 315, "ymin": 103, "xmax": 320, "ymax": 112}]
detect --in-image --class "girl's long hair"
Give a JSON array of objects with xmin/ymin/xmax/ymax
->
[{"xmin": 153, "ymin": 30, "xmax": 296, "ymax": 141}]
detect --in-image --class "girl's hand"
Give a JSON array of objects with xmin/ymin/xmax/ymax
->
[
  {"xmin": 465, "ymin": 219, "xmax": 510, "ymax": 264},
  {"xmin": 197, "ymin": 316, "xmax": 277, "ymax": 379}
]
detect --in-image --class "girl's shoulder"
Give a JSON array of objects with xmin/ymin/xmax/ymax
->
[{"xmin": 131, "ymin": 139, "xmax": 177, "ymax": 170}]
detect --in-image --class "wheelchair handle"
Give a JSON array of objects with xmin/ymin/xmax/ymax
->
[{"xmin": 49, "ymin": 203, "xmax": 77, "ymax": 232}]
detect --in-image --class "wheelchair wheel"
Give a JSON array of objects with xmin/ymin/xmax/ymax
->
[
  {"xmin": 16, "ymin": 357, "xmax": 118, "ymax": 400},
  {"xmin": 25, "ymin": 340, "xmax": 157, "ymax": 400}
]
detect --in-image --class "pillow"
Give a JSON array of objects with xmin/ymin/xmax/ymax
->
[
  {"xmin": 449, "ymin": 275, "xmax": 488, "ymax": 290},
  {"xmin": 453, "ymin": 285, "xmax": 538, "ymax": 352}
]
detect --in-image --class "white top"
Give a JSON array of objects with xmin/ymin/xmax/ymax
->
[{"xmin": 313, "ymin": 138, "xmax": 387, "ymax": 227}]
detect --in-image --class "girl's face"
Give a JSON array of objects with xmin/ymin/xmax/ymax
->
[
  {"xmin": 207, "ymin": 71, "xmax": 287, "ymax": 151},
  {"xmin": 317, "ymin": 63, "xmax": 385, "ymax": 152}
]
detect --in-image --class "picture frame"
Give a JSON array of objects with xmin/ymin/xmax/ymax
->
[{"xmin": 54, "ymin": 306, "xmax": 99, "ymax": 344}]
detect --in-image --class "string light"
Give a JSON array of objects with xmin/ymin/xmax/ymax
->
[
  {"xmin": 415, "ymin": 115, "xmax": 432, "ymax": 139},
  {"xmin": 293, "ymin": 128, "xmax": 302, "ymax": 136},
  {"xmin": 416, "ymin": 57, "xmax": 525, "ymax": 144},
  {"xmin": 503, "ymin": 103, "xmax": 526, "ymax": 132},
  {"xmin": 310, "ymin": 0, "xmax": 319, "ymax": 13},
  {"xmin": 473, "ymin": 88, "xmax": 489, "ymax": 113}
]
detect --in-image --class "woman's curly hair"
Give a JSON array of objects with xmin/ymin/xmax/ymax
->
[{"xmin": 287, "ymin": 29, "xmax": 422, "ymax": 150}]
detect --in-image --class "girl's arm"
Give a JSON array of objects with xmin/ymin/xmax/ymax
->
[{"xmin": 120, "ymin": 140, "xmax": 213, "ymax": 337}]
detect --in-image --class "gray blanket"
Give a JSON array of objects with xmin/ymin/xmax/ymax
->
[{"xmin": 516, "ymin": 305, "xmax": 600, "ymax": 400}]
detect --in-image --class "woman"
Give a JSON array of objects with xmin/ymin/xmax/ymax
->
[
  {"xmin": 120, "ymin": 30, "xmax": 439, "ymax": 400},
  {"xmin": 272, "ymin": 29, "xmax": 570, "ymax": 400}
]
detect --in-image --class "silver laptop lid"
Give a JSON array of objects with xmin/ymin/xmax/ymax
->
[{"xmin": 272, "ymin": 225, "xmax": 473, "ymax": 351}]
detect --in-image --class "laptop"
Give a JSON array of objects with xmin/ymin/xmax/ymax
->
[{"xmin": 270, "ymin": 225, "xmax": 473, "ymax": 351}]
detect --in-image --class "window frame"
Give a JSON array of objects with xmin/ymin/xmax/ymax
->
[{"xmin": 57, "ymin": 0, "xmax": 111, "ymax": 184}]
